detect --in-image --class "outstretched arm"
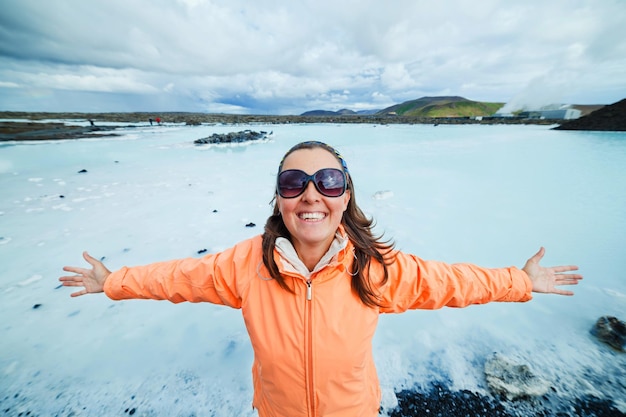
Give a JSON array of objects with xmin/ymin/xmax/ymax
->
[
  {"xmin": 522, "ymin": 247, "xmax": 583, "ymax": 296},
  {"xmin": 59, "ymin": 251, "xmax": 111, "ymax": 297}
]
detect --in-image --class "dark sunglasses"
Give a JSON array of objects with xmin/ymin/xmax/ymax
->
[{"xmin": 277, "ymin": 168, "xmax": 347, "ymax": 198}]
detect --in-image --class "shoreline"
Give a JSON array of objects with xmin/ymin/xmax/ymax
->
[
  {"xmin": 0, "ymin": 112, "xmax": 562, "ymax": 142},
  {"xmin": 0, "ymin": 111, "xmax": 562, "ymax": 126},
  {"xmin": 389, "ymin": 383, "xmax": 624, "ymax": 417},
  {"xmin": 0, "ymin": 121, "xmax": 123, "ymax": 142},
  {"xmin": 3, "ymin": 381, "xmax": 623, "ymax": 416}
]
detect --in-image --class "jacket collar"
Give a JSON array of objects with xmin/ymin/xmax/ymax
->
[{"xmin": 275, "ymin": 226, "xmax": 349, "ymax": 279}]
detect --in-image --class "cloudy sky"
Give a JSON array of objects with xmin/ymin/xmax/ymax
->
[{"xmin": 1, "ymin": 0, "xmax": 625, "ymax": 115}]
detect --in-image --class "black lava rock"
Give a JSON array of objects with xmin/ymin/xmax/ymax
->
[
  {"xmin": 194, "ymin": 130, "xmax": 270, "ymax": 145},
  {"xmin": 591, "ymin": 315, "xmax": 626, "ymax": 352},
  {"xmin": 389, "ymin": 384, "xmax": 509, "ymax": 417}
]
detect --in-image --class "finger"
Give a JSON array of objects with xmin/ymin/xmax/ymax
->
[
  {"xmin": 83, "ymin": 251, "xmax": 101, "ymax": 267},
  {"xmin": 554, "ymin": 276, "xmax": 583, "ymax": 285},
  {"xmin": 59, "ymin": 275, "xmax": 77, "ymax": 282},
  {"xmin": 70, "ymin": 289, "xmax": 87, "ymax": 297},
  {"xmin": 529, "ymin": 247, "xmax": 545, "ymax": 264},
  {"xmin": 551, "ymin": 265, "xmax": 580, "ymax": 273},
  {"xmin": 60, "ymin": 280, "xmax": 85, "ymax": 287},
  {"xmin": 551, "ymin": 288, "xmax": 575, "ymax": 296},
  {"xmin": 62, "ymin": 266, "xmax": 88, "ymax": 274},
  {"xmin": 556, "ymin": 272, "xmax": 583, "ymax": 279},
  {"xmin": 59, "ymin": 274, "xmax": 88, "ymax": 284}
]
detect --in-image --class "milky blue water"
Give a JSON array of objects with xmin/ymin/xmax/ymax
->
[{"xmin": 1, "ymin": 122, "xmax": 625, "ymax": 415}]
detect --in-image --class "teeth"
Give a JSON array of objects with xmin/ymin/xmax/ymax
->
[{"xmin": 299, "ymin": 212, "xmax": 325, "ymax": 220}]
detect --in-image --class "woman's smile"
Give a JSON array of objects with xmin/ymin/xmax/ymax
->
[{"xmin": 298, "ymin": 211, "xmax": 327, "ymax": 221}]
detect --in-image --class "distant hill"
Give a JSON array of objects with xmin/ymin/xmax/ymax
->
[
  {"xmin": 301, "ymin": 109, "xmax": 353, "ymax": 116},
  {"xmin": 300, "ymin": 108, "xmax": 379, "ymax": 116},
  {"xmin": 554, "ymin": 98, "xmax": 626, "ymax": 131},
  {"xmin": 299, "ymin": 96, "xmax": 607, "ymax": 119},
  {"xmin": 377, "ymin": 96, "xmax": 504, "ymax": 118},
  {"xmin": 299, "ymin": 96, "xmax": 502, "ymax": 117},
  {"xmin": 354, "ymin": 109, "xmax": 380, "ymax": 115}
]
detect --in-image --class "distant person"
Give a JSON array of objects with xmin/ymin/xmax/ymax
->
[
  {"xmin": 60, "ymin": 141, "xmax": 582, "ymax": 417},
  {"xmin": 155, "ymin": 117, "xmax": 161, "ymax": 124},
  {"xmin": 88, "ymin": 119, "xmax": 94, "ymax": 127},
  {"xmin": 149, "ymin": 118, "xmax": 153, "ymax": 125}
]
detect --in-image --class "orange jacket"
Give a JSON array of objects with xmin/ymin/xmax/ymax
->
[{"xmin": 104, "ymin": 231, "xmax": 532, "ymax": 417}]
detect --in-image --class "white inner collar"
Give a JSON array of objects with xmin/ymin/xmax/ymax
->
[{"xmin": 275, "ymin": 231, "xmax": 348, "ymax": 278}]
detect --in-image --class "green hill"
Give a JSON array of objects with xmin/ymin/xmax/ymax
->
[{"xmin": 378, "ymin": 96, "xmax": 504, "ymax": 118}]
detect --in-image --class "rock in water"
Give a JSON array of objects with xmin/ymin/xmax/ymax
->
[
  {"xmin": 484, "ymin": 353, "xmax": 551, "ymax": 400},
  {"xmin": 194, "ymin": 130, "xmax": 270, "ymax": 144},
  {"xmin": 590, "ymin": 316, "xmax": 626, "ymax": 352}
]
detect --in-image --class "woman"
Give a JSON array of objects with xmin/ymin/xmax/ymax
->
[{"xmin": 60, "ymin": 141, "xmax": 582, "ymax": 417}]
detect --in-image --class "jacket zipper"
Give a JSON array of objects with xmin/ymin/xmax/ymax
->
[{"xmin": 306, "ymin": 279, "xmax": 316, "ymax": 416}]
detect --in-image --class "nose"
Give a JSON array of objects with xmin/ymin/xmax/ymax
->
[{"xmin": 300, "ymin": 179, "xmax": 321, "ymax": 201}]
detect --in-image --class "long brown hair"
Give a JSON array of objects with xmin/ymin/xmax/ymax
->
[{"xmin": 261, "ymin": 141, "xmax": 395, "ymax": 308}]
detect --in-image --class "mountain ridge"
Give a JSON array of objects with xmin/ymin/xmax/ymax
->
[{"xmin": 300, "ymin": 96, "xmax": 605, "ymax": 118}]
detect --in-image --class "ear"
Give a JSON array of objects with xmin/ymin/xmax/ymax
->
[{"xmin": 342, "ymin": 189, "xmax": 351, "ymax": 211}]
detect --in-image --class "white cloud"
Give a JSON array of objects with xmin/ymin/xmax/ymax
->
[
  {"xmin": 380, "ymin": 63, "xmax": 418, "ymax": 91},
  {"xmin": 17, "ymin": 66, "xmax": 159, "ymax": 94},
  {"xmin": 0, "ymin": 0, "xmax": 624, "ymax": 113}
]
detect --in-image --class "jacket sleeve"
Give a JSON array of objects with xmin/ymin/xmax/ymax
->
[
  {"xmin": 378, "ymin": 251, "xmax": 533, "ymax": 313},
  {"xmin": 103, "ymin": 237, "xmax": 261, "ymax": 308}
]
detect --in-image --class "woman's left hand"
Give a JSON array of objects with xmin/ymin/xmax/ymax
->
[
  {"xmin": 59, "ymin": 251, "xmax": 111, "ymax": 297},
  {"xmin": 523, "ymin": 247, "xmax": 583, "ymax": 296}
]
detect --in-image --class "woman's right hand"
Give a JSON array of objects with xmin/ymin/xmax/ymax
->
[{"xmin": 59, "ymin": 251, "xmax": 112, "ymax": 297}]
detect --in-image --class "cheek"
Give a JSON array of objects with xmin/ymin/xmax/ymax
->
[
  {"xmin": 330, "ymin": 198, "xmax": 349, "ymax": 215},
  {"xmin": 277, "ymin": 198, "xmax": 294, "ymax": 214}
]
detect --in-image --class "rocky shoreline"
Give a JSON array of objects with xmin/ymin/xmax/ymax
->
[
  {"xmin": 0, "ymin": 121, "xmax": 123, "ymax": 141},
  {"xmin": 388, "ymin": 384, "xmax": 625, "ymax": 417},
  {"xmin": 0, "ymin": 111, "xmax": 562, "ymax": 125},
  {"xmin": 0, "ymin": 112, "xmax": 561, "ymax": 142},
  {"xmin": 3, "ymin": 382, "xmax": 623, "ymax": 417},
  {"xmin": 1, "ymin": 100, "xmax": 623, "ymax": 141}
]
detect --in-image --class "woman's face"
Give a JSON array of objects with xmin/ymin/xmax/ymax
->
[{"xmin": 277, "ymin": 147, "xmax": 351, "ymax": 257}]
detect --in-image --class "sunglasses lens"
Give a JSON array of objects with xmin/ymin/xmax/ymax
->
[
  {"xmin": 314, "ymin": 169, "xmax": 345, "ymax": 197},
  {"xmin": 278, "ymin": 168, "xmax": 346, "ymax": 198},
  {"xmin": 278, "ymin": 170, "xmax": 308, "ymax": 198}
]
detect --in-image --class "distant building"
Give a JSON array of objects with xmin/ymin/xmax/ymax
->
[
  {"xmin": 539, "ymin": 108, "xmax": 581, "ymax": 119},
  {"xmin": 497, "ymin": 105, "xmax": 582, "ymax": 120},
  {"xmin": 518, "ymin": 111, "xmax": 542, "ymax": 119}
]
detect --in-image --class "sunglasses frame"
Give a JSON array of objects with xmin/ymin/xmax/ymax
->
[{"xmin": 277, "ymin": 168, "xmax": 347, "ymax": 198}]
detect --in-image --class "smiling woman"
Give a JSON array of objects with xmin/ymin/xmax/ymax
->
[{"xmin": 59, "ymin": 140, "xmax": 582, "ymax": 417}]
